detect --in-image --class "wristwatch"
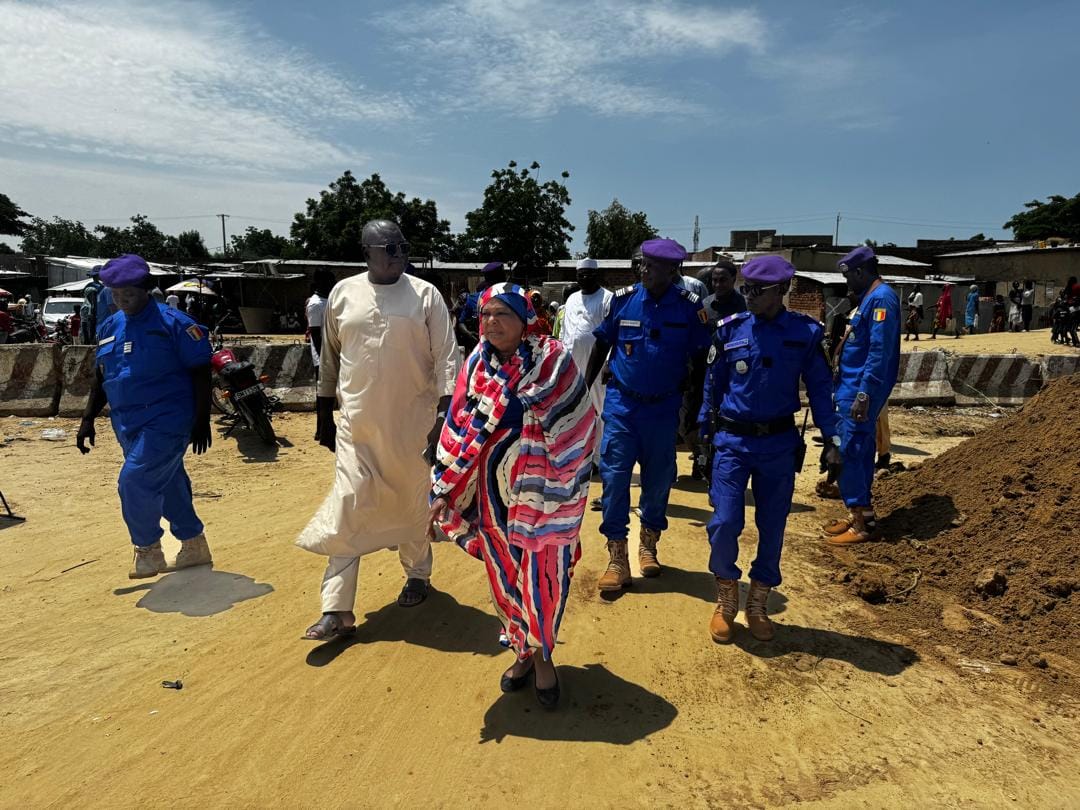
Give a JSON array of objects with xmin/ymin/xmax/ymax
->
[{"xmin": 855, "ymin": 391, "xmax": 869, "ymax": 403}]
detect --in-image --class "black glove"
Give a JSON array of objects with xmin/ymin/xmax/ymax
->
[
  {"xmin": 76, "ymin": 417, "xmax": 95, "ymax": 455},
  {"xmin": 317, "ymin": 396, "xmax": 337, "ymax": 452},
  {"xmin": 191, "ymin": 417, "xmax": 212, "ymax": 455},
  {"xmin": 824, "ymin": 445, "xmax": 843, "ymax": 482}
]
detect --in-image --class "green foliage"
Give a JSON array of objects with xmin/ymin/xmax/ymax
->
[
  {"xmin": 19, "ymin": 216, "xmax": 100, "ymax": 256},
  {"xmin": 0, "ymin": 193, "xmax": 31, "ymax": 236},
  {"xmin": 0, "ymin": 242, "xmax": 14, "ymax": 254},
  {"xmin": 456, "ymin": 161, "xmax": 572, "ymax": 271},
  {"xmin": 230, "ymin": 226, "xmax": 294, "ymax": 260},
  {"xmin": 1003, "ymin": 194, "xmax": 1080, "ymax": 241},
  {"xmin": 585, "ymin": 198, "xmax": 657, "ymax": 259},
  {"xmin": 290, "ymin": 171, "xmax": 452, "ymax": 261},
  {"xmin": 169, "ymin": 229, "xmax": 211, "ymax": 263}
]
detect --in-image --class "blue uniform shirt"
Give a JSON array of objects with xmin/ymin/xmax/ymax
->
[
  {"xmin": 701, "ymin": 309, "xmax": 837, "ymax": 446},
  {"xmin": 593, "ymin": 282, "xmax": 711, "ymax": 414},
  {"xmin": 834, "ymin": 281, "xmax": 901, "ymax": 406},
  {"xmin": 96, "ymin": 302, "xmax": 212, "ymax": 430}
]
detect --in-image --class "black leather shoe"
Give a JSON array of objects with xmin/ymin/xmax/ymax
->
[
  {"xmin": 535, "ymin": 670, "xmax": 560, "ymax": 710},
  {"xmin": 500, "ymin": 659, "xmax": 534, "ymax": 693}
]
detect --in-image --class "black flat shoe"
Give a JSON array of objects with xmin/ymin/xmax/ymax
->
[
  {"xmin": 500, "ymin": 659, "xmax": 534, "ymax": 693},
  {"xmin": 535, "ymin": 670, "xmax": 560, "ymax": 709}
]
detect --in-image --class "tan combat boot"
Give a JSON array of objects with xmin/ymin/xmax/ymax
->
[
  {"xmin": 823, "ymin": 510, "xmax": 855, "ymax": 536},
  {"xmin": 826, "ymin": 509, "xmax": 881, "ymax": 545},
  {"xmin": 598, "ymin": 540, "xmax": 631, "ymax": 592},
  {"xmin": 709, "ymin": 578, "xmax": 740, "ymax": 643},
  {"xmin": 638, "ymin": 527, "xmax": 661, "ymax": 578},
  {"xmin": 129, "ymin": 542, "xmax": 168, "ymax": 579},
  {"xmin": 745, "ymin": 580, "xmax": 775, "ymax": 642},
  {"xmin": 171, "ymin": 533, "xmax": 213, "ymax": 570}
]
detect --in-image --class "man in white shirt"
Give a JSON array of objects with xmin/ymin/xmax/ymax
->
[
  {"xmin": 165, "ymin": 293, "xmax": 180, "ymax": 309},
  {"xmin": 560, "ymin": 258, "xmax": 612, "ymax": 471},
  {"xmin": 306, "ymin": 271, "xmax": 334, "ymax": 441}
]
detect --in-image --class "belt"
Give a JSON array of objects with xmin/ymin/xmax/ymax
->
[
  {"xmin": 716, "ymin": 415, "xmax": 796, "ymax": 437},
  {"xmin": 610, "ymin": 377, "xmax": 678, "ymax": 404}
]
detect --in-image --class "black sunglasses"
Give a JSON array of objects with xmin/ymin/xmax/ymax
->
[
  {"xmin": 739, "ymin": 282, "xmax": 780, "ymax": 297},
  {"xmin": 367, "ymin": 242, "xmax": 410, "ymax": 257}
]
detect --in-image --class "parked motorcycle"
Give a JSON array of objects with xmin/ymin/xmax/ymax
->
[
  {"xmin": 209, "ymin": 340, "xmax": 279, "ymax": 445},
  {"xmin": 6, "ymin": 315, "xmax": 49, "ymax": 344}
]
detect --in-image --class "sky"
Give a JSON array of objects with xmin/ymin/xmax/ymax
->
[{"xmin": 2, "ymin": 0, "xmax": 1079, "ymax": 255}]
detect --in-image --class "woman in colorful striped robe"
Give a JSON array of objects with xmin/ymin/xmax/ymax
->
[{"xmin": 428, "ymin": 283, "xmax": 595, "ymax": 709}]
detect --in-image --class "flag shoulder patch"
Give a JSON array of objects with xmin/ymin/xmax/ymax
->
[
  {"xmin": 872, "ymin": 308, "xmax": 887, "ymax": 322},
  {"xmin": 186, "ymin": 324, "xmax": 204, "ymax": 341}
]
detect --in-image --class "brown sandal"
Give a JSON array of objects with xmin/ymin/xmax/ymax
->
[{"xmin": 303, "ymin": 612, "xmax": 356, "ymax": 641}]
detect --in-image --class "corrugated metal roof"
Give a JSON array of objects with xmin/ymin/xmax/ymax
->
[
  {"xmin": 937, "ymin": 243, "xmax": 1080, "ymax": 258},
  {"xmin": 795, "ymin": 271, "xmax": 946, "ymax": 286}
]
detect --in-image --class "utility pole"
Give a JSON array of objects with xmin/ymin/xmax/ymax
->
[
  {"xmin": 217, "ymin": 213, "xmax": 230, "ymax": 258},
  {"xmin": 692, "ymin": 215, "xmax": 700, "ymax": 253},
  {"xmin": 834, "ymin": 212, "xmax": 841, "ymax": 246}
]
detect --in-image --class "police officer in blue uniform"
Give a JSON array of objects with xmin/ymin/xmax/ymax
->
[
  {"xmin": 455, "ymin": 261, "xmax": 507, "ymax": 352},
  {"xmin": 76, "ymin": 254, "xmax": 215, "ymax": 579},
  {"xmin": 823, "ymin": 246, "xmax": 901, "ymax": 545},
  {"xmin": 700, "ymin": 256, "xmax": 841, "ymax": 643},
  {"xmin": 585, "ymin": 238, "xmax": 711, "ymax": 592}
]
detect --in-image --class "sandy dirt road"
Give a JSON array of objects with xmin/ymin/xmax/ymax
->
[
  {"xmin": 1, "ymin": 410, "xmax": 1077, "ymax": 808},
  {"xmin": 899, "ymin": 326, "xmax": 1078, "ymax": 357}
]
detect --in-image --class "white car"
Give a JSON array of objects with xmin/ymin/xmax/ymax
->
[{"xmin": 41, "ymin": 296, "xmax": 84, "ymax": 329}]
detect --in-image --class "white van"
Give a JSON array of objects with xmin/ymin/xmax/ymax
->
[{"xmin": 42, "ymin": 296, "xmax": 85, "ymax": 329}]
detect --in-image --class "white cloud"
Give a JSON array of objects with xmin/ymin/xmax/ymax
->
[
  {"xmin": 0, "ymin": 0, "xmax": 410, "ymax": 172},
  {"xmin": 381, "ymin": 1, "xmax": 766, "ymax": 118}
]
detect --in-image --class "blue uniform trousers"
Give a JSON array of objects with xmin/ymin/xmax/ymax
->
[
  {"xmin": 113, "ymin": 417, "xmax": 203, "ymax": 547},
  {"xmin": 835, "ymin": 398, "xmax": 885, "ymax": 508},
  {"xmin": 706, "ymin": 439, "xmax": 796, "ymax": 587},
  {"xmin": 598, "ymin": 408, "xmax": 679, "ymax": 540}
]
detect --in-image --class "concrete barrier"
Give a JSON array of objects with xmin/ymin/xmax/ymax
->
[
  {"xmin": 947, "ymin": 354, "xmax": 1044, "ymax": 406},
  {"xmin": 224, "ymin": 342, "xmax": 316, "ymax": 412},
  {"xmin": 58, "ymin": 345, "xmax": 101, "ymax": 417},
  {"xmin": 0, "ymin": 344, "xmax": 62, "ymax": 417},
  {"xmin": 889, "ymin": 351, "xmax": 955, "ymax": 406},
  {"xmin": 1042, "ymin": 355, "xmax": 1080, "ymax": 381}
]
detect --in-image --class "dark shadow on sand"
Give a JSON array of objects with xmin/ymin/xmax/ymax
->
[
  {"xmin": 113, "ymin": 568, "xmax": 273, "ymax": 617},
  {"xmin": 734, "ymin": 622, "xmax": 918, "ymax": 676},
  {"xmin": 306, "ymin": 588, "xmax": 504, "ymax": 667},
  {"xmin": 480, "ymin": 663, "xmax": 677, "ymax": 744}
]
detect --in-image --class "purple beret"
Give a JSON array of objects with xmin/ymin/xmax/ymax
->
[
  {"xmin": 838, "ymin": 245, "xmax": 876, "ymax": 272},
  {"xmin": 640, "ymin": 238, "xmax": 687, "ymax": 263},
  {"xmin": 100, "ymin": 254, "xmax": 151, "ymax": 288},
  {"xmin": 741, "ymin": 255, "xmax": 794, "ymax": 284},
  {"xmin": 481, "ymin": 261, "xmax": 505, "ymax": 274}
]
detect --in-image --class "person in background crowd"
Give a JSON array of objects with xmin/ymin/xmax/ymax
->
[
  {"xmin": 929, "ymin": 283, "xmax": 958, "ymax": 339},
  {"xmin": 676, "ymin": 266, "xmax": 709, "ymax": 300},
  {"xmin": 701, "ymin": 260, "xmax": 747, "ymax": 326},
  {"xmin": 456, "ymin": 262, "xmax": 507, "ymax": 353},
  {"xmin": 285, "ymin": 307, "xmax": 301, "ymax": 332},
  {"xmin": 428, "ymin": 283, "xmax": 595, "ymax": 709},
  {"xmin": 166, "ymin": 291, "xmax": 180, "ymax": 310},
  {"xmin": 68, "ymin": 305, "xmax": 81, "ymax": 345},
  {"xmin": 1021, "ymin": 280, "xmax": 1034, "ymax": 332},
  {"xmin": 306, "ymin": 271, "xmax": 334, "ymax": 442},
  {"xmin": 1063, "ymin": 276, "xmax": 1080, "ymax": 347},
  {"xmin": 529, "ymin": 289, "xmax": 553, "ymax": 335},
  {"xmin": 907, "ymin": 285, "xmax": 924, "ymax": 323},
  {"xmin": 903, "ymin": 300, "xmax": 920, "ymax": 341},
  {"xmin": 297, "ymin": 220, "xmax": 458, "ymax": 639},
  {"xmin": 1007, "ymin": 282, "xmax": 1023, "ymax": 332},
  {"xmin": 585, "ymin": 238, "xmax": 711, "ymax": 591},
  {"xmin": 150, "ymin": 285, "xmax": 165, "ymax": 304},
  {"xmin": 23, "ymin": 291, "xmax": 36, "ymax": 320},
  {"xmin": 76, "ymin": 254, "xmax": 214, "ymax": 579},
  {"xmin": 823, "ymin": 246, "xmax": 900, "ymax": 546},
  {"xmin": 81, "ymin": 267, "xmax": 104, "ymax": 344},
  {"xmin": 551, "ymin": 283, "xmax": 578, "ymax": 339},
  {"xmin": 699, "ymin": 255, "xmax": 841, "ymax": 643},
  {"xmin": 0, "ymin": 298, "xmax": 13, "ymax": 344},
  {"xmin": 964, "ymin": 284, "xmax": 980, "ymax": 335},
  {"xmin": 989, "ymin": 294, "xmax": 1006, "ymax": 333}
]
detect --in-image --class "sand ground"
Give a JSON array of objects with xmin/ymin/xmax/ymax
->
[
  {"xmin": 899, "ymin": 326, "xmax": 1078, "ymax": 357},
  {"xmin": 1, "ymin": 409, "xmax": 1077, "ymax": 808}
]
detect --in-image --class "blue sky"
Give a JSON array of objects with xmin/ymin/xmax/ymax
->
[{"xmin": 2, "ymin": 0, "xmax": 1078, "ymax": 254}]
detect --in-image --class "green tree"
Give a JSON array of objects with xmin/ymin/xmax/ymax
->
[
  {"xmin": 290, "ymin": 171, "xmax": 452, "ymax": 261},
  {"xmin": 458, "ymin": 161, "xmax": 573, "ymax": 271},
  {"xmin": 19, "ymin": 216, "xmax": 100, "ymax": 255},
  {"xmin": 0, "ymin": 242, "xmax": 14, "ymax": 254},
  {"xmin": 585, "ymin": 198, "xmax": 657, "ymax": 258},
  {"xmin": 230, "ymin": 226, "xmax": 293, "ymax": 260},
  {"xmin": 1, "ymin": 193, "xmax": 31, "ymax": 236},
  {"xmin": 165, "ymin": 229, "xmax": 211, "ymax": 263},
  {"xmin": 1003, "ymin": 193, "xmax": 1080, "ymax": 241},
  {"xmin": 94, "ymin": 214, "xmax": 173, "ymax": 262}
]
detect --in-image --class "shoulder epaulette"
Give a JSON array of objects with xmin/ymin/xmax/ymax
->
[
  {"xmin": 614, "ymin": 285, "xmax": 636, "ymax": 298},
  {"xmin": 678, "ymin": 287, "xmax": 701, "ymax": 304},
  {"xmin": 717, "ymin": 311, "xmax": 750, "ymax": 329}
]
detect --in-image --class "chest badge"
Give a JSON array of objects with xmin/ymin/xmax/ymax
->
[
  {"xmin": 706, "ymin": 344, "xmax": 717, "ymax": 364},
  {"xmin": 735, "ymin": 360, "xmax": 748, "ymax": 374}
]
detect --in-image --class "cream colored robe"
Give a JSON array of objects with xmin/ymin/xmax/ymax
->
[{"xmin": 296, "ymin": 273, "xmax": 458, "ymax": 558}]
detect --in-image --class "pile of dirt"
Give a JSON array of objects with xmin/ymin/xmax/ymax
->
[{"xmin": 826, "ymin": 374, "xmax": 1080, "ymax": 694}]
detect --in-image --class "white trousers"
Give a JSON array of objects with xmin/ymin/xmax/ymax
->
[{"xmin": 319, "ymin": 540, "xmax": 433, "ymax": 613}]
